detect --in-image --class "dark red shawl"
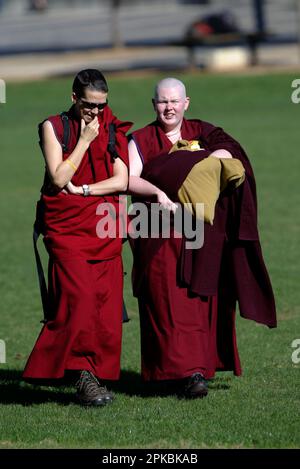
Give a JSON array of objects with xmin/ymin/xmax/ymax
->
[
  {"xmin": 131, "ymin": 118, "xmax": 277, "ymax": 328},
  {"xmin": 38, "ymin": 105, "xmax": 132, "ymax": 261}
]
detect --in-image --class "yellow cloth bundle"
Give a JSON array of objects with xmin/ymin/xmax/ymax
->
[{"xmin": 169, "ymin": 140, "xmax": 245, "ymax": 224}]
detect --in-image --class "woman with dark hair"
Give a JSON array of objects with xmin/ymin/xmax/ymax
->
[{"xmin": 23, "ymin": 69, "xmax": 132, "ymax": 406}]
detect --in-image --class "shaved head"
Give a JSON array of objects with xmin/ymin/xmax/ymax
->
[
  {"xmin": 154, "ymin": 78, "xmax": 187, "ymax": 101},
  {"xmin": 152, "ymin": 77, "xmax": 190, "ymax": 132}
]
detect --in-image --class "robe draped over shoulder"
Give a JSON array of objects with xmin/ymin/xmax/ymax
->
[{"xmin": 131, "ymin": 118, "xmax": 276, "ymax": 328}]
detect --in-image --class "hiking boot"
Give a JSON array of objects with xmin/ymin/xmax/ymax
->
[
  {"xmin": 75, "ymin": 370, "xmax": 114, "ymax": 406},
  {"xmin": 183, "ymin": 372, "xmax": 208, "ymax": 399}
]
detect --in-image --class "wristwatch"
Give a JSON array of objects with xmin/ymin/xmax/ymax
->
[{"xmin": 82, "ymin": 184, "xmax": 90, "ymax": 197}]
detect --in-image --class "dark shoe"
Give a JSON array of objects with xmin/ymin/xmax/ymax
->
[
  {"xmin": 75, "ymin": 370, "xmax": 114, "ymax": 406},
  {"xmin": 183, "ymin": 372, "xmax": 208, "ymax": 399}
]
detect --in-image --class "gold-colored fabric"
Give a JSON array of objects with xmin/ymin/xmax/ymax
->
[
  {"xmin": 219, "ymin": 158, "xmax": 245, "ymax": 192},
  {"xmin": 169, "ymin": 139, "xmax": 203, "ymax": 153},
  {"xmin": 168, "ymin": 139, "xmax": 245, "ymax": 224},
  {"xmin": 177, "ymin": 156, "xmax": 245, "ymax": 225}
]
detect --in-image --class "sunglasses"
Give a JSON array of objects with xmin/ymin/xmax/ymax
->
[{"xmin": 79, "ymin": 98, "xmax": 108, "ymax": 111}]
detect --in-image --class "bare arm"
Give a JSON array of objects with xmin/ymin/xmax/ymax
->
[
  {"xmin": 67, "ymin": 157, "xmax": 128, "ymax": 195},
  {"xmin": 90, "ymin": 157, "xmax": 128, "ymax": 195},
  {"xmin": 128, "ymin": 139, "xmax": 159, "ymax": 195},
  {"xmin": 128, "ymin": 139, "xmax": 177, "ymax": 212},
  {"xmin": 42, "ymin": 117, "xmax": 99, "ymax": 189}
]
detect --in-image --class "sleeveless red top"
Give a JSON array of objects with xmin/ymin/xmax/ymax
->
[{"xmin": 39, "ymin": 105, "xmax": 132, "ymax": 261}]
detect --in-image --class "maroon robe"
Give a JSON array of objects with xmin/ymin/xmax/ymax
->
[
  {"xmin": 129, "ymin": 118, "xmax": 271, "ymax": 380},
  {"xmin": 23, "ymin": 106, "xmax": 132, "ymax": 381},
  {"xmin": 140, "ymin": 120, "xmax": 277, "ymax": 327}
]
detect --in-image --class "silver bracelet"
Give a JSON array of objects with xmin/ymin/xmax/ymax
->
[{"xmin": 82, "ymin": 184, "xmax": 90, "ymax": 197}]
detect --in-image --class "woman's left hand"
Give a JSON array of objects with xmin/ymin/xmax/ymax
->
[{"xmin": 210, "ymin": 149, "xmax": 232, "ymax": 159}]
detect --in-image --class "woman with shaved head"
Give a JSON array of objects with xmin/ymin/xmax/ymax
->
[{"xmin": 128, "ymin": 77, "xmax": 276, "ymax": 398}]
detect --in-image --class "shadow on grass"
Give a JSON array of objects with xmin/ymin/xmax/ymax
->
[
  {"xmin": 107, "ymin": 370, "xmax": 231, "ymax": 397},
  {"xmin": 107, "ymin": 370, "xmax": 180, "ymax": 398},
  {"xmin": 0, "ymin": 369, "xmax": 74, "ymax": 406},
  {"xmin": 0, "ymin": 368, "xmax": 231, "ymax": 405}
]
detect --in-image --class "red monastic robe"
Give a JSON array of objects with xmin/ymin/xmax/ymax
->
[
  {"xmin": 23, "ymin": 106, "xmax": 132, "ymax": 381},
  {"xmin": 130, "ymin": 118, "xmax": 276, "ymax": 381}
]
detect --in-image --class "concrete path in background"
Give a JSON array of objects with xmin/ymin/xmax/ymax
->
[{"xmin": 1, "ymin": 43, "xmax": 300, "ymax": 82}]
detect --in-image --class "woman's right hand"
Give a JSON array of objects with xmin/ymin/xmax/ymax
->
[{"xmin": 80, "ymin": 117, "xmax": 99, "ymax": 144}]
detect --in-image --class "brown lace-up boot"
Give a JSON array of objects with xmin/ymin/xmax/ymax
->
[{"xmin": 75, "ymin": 370, "xmax": 114, "ymax": 406}]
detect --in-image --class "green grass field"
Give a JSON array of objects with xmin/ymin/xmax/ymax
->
[{"xmin": 0, "ymin": 71, "xmax": 299, "ymax": 449}]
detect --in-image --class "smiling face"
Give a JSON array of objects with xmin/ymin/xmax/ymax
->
[
  {"xmin": 153, "ymin": 80, "xmax": 190, "ymax": 132},
  {"xmin": 73, "ymin": 88, "xmax": 108, "ymax": 123}
]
